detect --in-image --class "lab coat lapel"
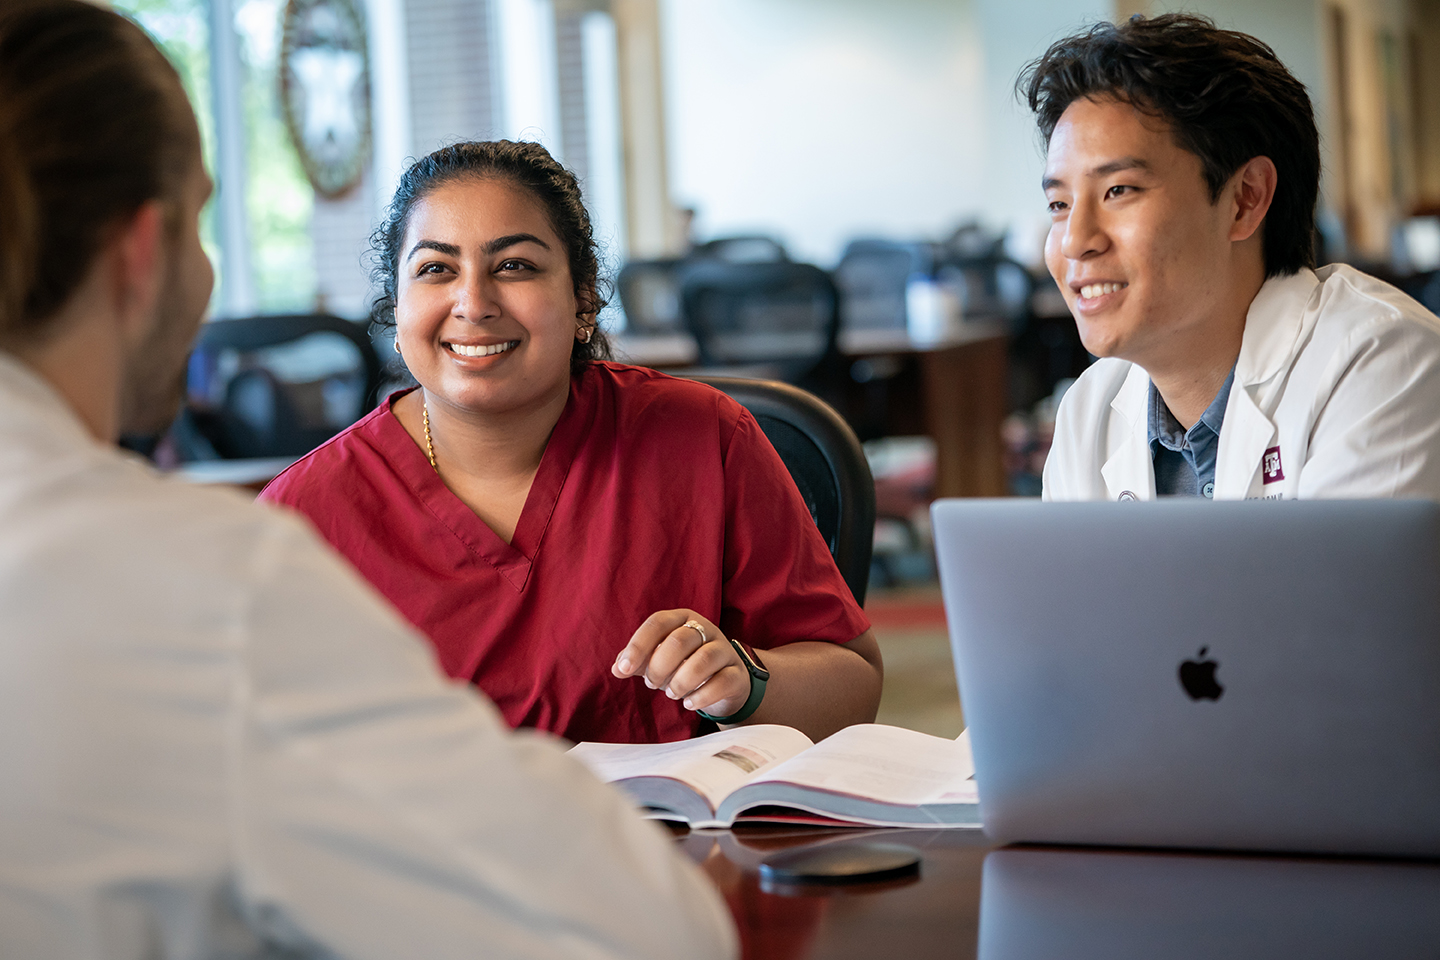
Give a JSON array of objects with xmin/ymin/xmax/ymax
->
[
  {"xmin": 1215, "ymin": 385, "xmax": 1275, "ymax": 498},
  {"xmin": 1100, "ymin": 365, "xmax": 1154, "ymax": 500},
  {"xmin": 1214, "ymin": 269, "xmax": 1317, "ymax": 498}
]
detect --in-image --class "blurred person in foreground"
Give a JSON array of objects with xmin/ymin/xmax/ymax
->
[
  {"xmin": 0, "ymin": 3, "xmax": 735, "ymax": 958},
  {"xmin": 1029, "ymin": 15, "xmax": 1440, "ymax": 502}
]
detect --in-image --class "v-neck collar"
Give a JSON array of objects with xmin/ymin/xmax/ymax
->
[{"xmin": 371, "ymin": 380, "xmax": 593, "ymax": 593}]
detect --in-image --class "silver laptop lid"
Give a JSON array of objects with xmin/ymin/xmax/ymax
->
[{"xmin": 932, "ymin": 498, "xmax": 1440, "ymax": 858}]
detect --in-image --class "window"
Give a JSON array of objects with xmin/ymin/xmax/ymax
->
[
  {"xmin": 235, "ymin": 0, "xmax": 317, "ymax": 312},
  {"xmin": 118, "ymin": 0, "xmax": 633, "ymax": 323},
  {"xmin": 117, "ymin": 0, "xmax": 317, "ymax": 316},
  {"xmin": 113, "ymin": 0, "xmax": 221, "ymax": 302}
]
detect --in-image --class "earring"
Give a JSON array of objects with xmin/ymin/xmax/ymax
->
[
  {"xmin": 393, "ymin": 339, "xmax": 401, "ymax": 355},
  {"xmin": 578, "ymin": 326, "xmax": 594, "ymax": 344}
]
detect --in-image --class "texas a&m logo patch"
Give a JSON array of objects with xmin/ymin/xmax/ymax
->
[{"xmin": 1262, "ymin": 445, "xmax": 1285, "ymax": 484}]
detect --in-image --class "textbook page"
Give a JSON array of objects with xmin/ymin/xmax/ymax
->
[
  {"xmin": 745, "ymin": 724, "xmax": 977, "ymax": 806},
  {"xmin": 569, "ymin": 725, "xmax": 814, "ymax": 812}
]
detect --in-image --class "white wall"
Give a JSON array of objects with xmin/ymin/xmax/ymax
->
[
  {"xmin": 661, "ymin": 0, "xmax": 983, "ymax": 266},
  {"xmin": 973, "ymin": 0, "xmax": 1109, "ymax": 266},
  {"xmin": 659, "ymin": 0, "xmax": 1377, "ymax": 269},
  {"xmin": 660, "ymin": 0, "xmax": 1108, "ymax": 267}
]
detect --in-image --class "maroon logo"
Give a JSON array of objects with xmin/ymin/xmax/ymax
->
[{"xmin": 1262, "ymin": 446, "xmax": 1285, "ymax": 484}]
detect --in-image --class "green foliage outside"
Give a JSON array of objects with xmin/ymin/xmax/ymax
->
[
  {"xmin": 114, "ymin": 0, "xmax": 317, "ymax": 315},
  {"xmin": 234, "ymin": 0, "xmax": 315, "ymax": 312},
  {"xmin": 113, "ymin": 0, "xmax": 222, "ymax": 305}
]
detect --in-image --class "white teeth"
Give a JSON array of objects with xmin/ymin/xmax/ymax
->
[
  {"xmin": 448, "ymin": 341, "xmax": 516, "ymax": 357},
  {"xmin": 1079, "ymin": 282, "xmax": 1127, "ymax": 300}
]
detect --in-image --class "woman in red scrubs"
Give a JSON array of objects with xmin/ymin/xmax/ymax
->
[{"xmin": 261, "ymin": 141, "xmax": 881, "ymax": 745}]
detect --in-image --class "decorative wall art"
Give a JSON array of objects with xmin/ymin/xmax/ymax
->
[{"xmin": 279, "ymin": 0, "xmax": 372, "ymax": 199}]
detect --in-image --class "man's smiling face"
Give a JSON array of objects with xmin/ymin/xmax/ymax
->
[{"xmin": 1043, "ymin": 96, "xmax": 1239, "ymax": 368}]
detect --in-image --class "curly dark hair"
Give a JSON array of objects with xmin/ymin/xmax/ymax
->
[
  {"xmin": 369, "ymin": 140, "xmax": 613, "ymax": 375},
  {"xmin": 1018, "ymin": 13, "xmax": 1319, "ymax": 278}
]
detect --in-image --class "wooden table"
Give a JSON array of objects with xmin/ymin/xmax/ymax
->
[
  {"xmin": 840, "ymin": 328, "xmax": 1009, "ymax": 500},
  {"xmin": 616, "ymin": 324, "xmax": 1009, "ymax": 499},
  {"xmin": 681, "ymin": 826, "xmax": 1440, "ymax": 959},
  {"xmin": 682, "ymin": 827, "xmax": 991, "ymax": 960}
]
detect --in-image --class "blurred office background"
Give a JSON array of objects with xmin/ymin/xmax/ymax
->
[
  {"xmin": 114, "ymin": 0, "xmax": 1440, "ymax": 528},
  {"xmin": 112, "ymin": 0, "xmax": 1440, "ymax": 310},
  {"xmin": 110, "ymin": 0, "xmax": 1440, "ymax": 731}
]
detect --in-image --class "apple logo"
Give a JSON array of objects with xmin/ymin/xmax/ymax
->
[{"xmin": 1178, "ymin": 647, "xmax": 1224, "ymax": 701}]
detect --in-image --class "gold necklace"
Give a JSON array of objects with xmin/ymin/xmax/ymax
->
[{"xmin": 422, "ymin": 399, "xmax": 438, "ymax": 472}]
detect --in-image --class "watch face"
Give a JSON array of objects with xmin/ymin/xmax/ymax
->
[
  {"xmin": 740, "ymin": 643, "xmax": 768, "ymax": 678},
  {"xmin": 279, "ymin": 0, "xmax": 372, "ymax": 198}
]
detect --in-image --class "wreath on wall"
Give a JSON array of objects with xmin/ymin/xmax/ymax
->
[{"xmin": 279, "ymin": 0, "xmax": 372, "ymax": 199}]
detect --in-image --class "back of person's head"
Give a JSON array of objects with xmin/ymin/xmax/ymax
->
[
  {"xmin": 1019, "ymin": 13, "xmax": 1319, "ymax": 277},
  {"xmin": 370, "ymin": 140, "xmax": 613, "ymax": 374},
  {"xmin": 0, "ymin": 0, "xmax": 198, "ymax": 343}
]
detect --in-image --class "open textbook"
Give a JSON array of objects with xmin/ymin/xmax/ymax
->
[{"xmin": 568, "ymin": 723, "xmax": 980, "ymax": 829}]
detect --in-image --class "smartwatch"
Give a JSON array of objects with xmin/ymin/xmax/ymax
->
[{"xmin": 697, "ymin": 639, "xmax": 769, "ymax": 724}]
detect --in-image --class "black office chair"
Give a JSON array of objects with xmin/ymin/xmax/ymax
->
[
  {"xmin": 941, "ymin": 224, "xmax": 1036, "ymax": 333},
  {"xmin": 177, "ymin": 313, "xmax": 383, "ymax": 460},
  {"xmin": 833, "ymin": 238, "xmax": 938, "ymax": 331},
  {"xmin": 687, "ymin": 375, "xmax": 875, "ymax": 606},
  {"xmin": 1423, "ymin": 275, "xmax": 1440, "ymax": 317},
  {"xmin": 1413, "ymin": 270, "xmax": 1440, "ymax": 317},
  {"xmin": 678, "ymin": 259, "xmax": 843, "ymax": 387},
  {"xmin": 616, "ymin": 258, "xmax": 688, "ymax": 335},
  {"xmin": 691, "ymin": 234, "xmax": 790, "ymax": 263}
]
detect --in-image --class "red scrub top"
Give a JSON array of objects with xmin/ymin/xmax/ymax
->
[{"xmin": 260, "ymin": 362, "xmax": 871, "ymax": 744}]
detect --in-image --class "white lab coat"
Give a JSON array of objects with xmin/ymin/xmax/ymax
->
[
  {"xmin": 1043, "ymin": 265, "xmax": 1440, "ymax": 502},
  {"xmin": 0, "ymin": 353, "xmax": 737, "ymax": 960}
]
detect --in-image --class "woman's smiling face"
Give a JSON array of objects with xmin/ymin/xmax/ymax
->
[{"xmin": 394, "ymin": 176, "xmax": 584, "ymax": 418}]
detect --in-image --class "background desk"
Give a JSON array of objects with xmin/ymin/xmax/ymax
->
[{"xmin": 617, "ymin": 324, "xmax": 1009, "ymax": 499}]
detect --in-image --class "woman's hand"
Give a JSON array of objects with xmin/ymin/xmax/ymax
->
[
  {"xmin": 611, "ymin": 610, "xmax": 751, "ymax": 718},
  {"xmin": 614, "ymin": 614, "xmax": 883, "ymax": 740}
]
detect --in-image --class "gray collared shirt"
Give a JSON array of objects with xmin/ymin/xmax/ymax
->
[{"xmin": 1148, "ymin": 369, "xmax": 1235, "ymax": 498}]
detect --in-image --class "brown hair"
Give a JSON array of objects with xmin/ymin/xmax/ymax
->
[
  {"xmin": 0, "ymin": 102, "xmax": 33, "ymax": 335},
  {"xmin": 0, "ymin": 0, "xmax": 199, "ymax": 341}
]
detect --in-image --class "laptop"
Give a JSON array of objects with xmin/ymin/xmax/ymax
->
[{"xmin": 931, "ymin": 498, "xmax": 1440, "ymax": 858}]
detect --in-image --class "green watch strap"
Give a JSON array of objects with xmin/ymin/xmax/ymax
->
[{"xmin": 697, "ymin": 638, "xmax": 768, "ymax": 725}]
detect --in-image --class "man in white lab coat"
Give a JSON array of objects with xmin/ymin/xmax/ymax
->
[
  {"xmin": 1024, "ymin": 14, "xmax": 1440, "ymax": 502},
  {"xmin": 0, "ymin": 4, "xmax": 735, "ymax": 958}
]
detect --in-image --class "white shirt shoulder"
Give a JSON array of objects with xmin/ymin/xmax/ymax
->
[
  {"xmin": 1306, "ymin": 263, "xmax": 1440, "ymax": 346},
  {"xmin": 0, "ymin": 356, "xmax": 736, "ymax": 960},
  {"xmin": 1283, "ymin": 264, "xmax": 1440, "ymax": 500}
]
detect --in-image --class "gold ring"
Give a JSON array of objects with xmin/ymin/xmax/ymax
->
[{"xmin": 682, "ymin": 619, "xmax": 707, "ymax": 645}]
